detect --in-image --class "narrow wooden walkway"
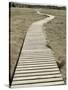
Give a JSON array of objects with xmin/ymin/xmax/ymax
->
[{"xmin": 11, "ymin": 11, "xmax": 64, "ymax": 88}]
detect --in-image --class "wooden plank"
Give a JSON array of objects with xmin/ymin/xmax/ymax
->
[
  {"xmin": 12, "ymin": 77, "xmax": 63, "ymax": 85},
  {"xmin": 16, "ymin": 65, "xmax": 57, "ymax": 70},
  {"xmin": 13, "ymin": 74, "xmax": 62, "ymax": 81},
  {"xmin": 14, "ymin": 71, "xmax": 60, "ymax": 77},
  {"xmin": 15, "ymin": 68, "xmax": 59, "ymax": 74},
  {"xmin": 11, "ymin": 81, "xmax": 64, "ymax": 88}
]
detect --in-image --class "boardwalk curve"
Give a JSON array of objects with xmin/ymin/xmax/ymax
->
[{"xmin": 11, "ymin": 10, "xmax": 64, "ymax": 88}]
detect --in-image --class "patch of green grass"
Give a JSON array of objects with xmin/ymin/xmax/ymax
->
[
  {"xmin": 10, "ymin": 7, "xmax": 46, "ymax": 78},
  {"xmin": 42, "ymin": 8, "xmax": 66, "ymax": 83}
]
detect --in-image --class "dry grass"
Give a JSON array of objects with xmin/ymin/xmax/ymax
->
[
  {"xmin": 41, "ymin": 8, "xmax": 66, "ymax": 83},
  {"xmin": 10, "ymin": 7, "xmax": 46, "ymax": 78}
]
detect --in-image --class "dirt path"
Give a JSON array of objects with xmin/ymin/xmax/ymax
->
[{"xmin": 11, "ymin": 10, "xmax": 64, "ymax": 88}]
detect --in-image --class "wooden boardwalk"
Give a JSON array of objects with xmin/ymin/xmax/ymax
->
[{"xmin": 11, "ymin": 11, "xmax": 64, "ymax": 88}]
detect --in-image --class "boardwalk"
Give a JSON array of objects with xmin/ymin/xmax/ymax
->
[{"xmin": 11, "ymin": 11, "xmax": 64, "ymax": 88}]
